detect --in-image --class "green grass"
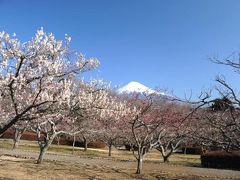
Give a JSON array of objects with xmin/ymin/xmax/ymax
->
[{"xmin": 0, "ymin": 139, "xmax": 13, "ymax": 149}]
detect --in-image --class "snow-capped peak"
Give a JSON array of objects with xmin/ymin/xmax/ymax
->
[{"xmin": 117, "ymin": 81, "xmax": 164, "ymax": 95}]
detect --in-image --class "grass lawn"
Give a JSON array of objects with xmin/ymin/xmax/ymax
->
[
  {"xmin": 1, "ymin": 139, "xmax": 238, "ymax": 179},
  {"xmin": 0, "ymin": 155, "xmax": 206, "ymax": 180},
  {"xmin": 0, "ymin": 138, "xmax": 201, "ymax": 167}
]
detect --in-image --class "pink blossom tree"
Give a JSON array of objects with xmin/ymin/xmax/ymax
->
[
  {"xmin": 123, "ymin": 93, "xmax": 164, "ymax": 174},
  {"xmin": 153, "ymin": 102, "xmax": 191, "ymax": 162}
]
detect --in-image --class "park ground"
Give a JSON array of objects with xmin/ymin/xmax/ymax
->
[{"xmin": 0, "ymin": 139, "xmax": 240, "ymax": 179}]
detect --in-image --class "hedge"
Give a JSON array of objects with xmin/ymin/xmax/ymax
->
[
  {"xmin": 201, "ymin": 151, "xmax": 240, "ymax": 170},
  {"xmin": 182, "ymin": 146, "xmax": 202, "ymax": 155}
]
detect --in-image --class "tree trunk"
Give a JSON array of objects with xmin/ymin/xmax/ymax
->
[
  {"xmin": 13, "ymin": 139, "xmax": 19, "ymax": 149},
  {"xmin": 83, "ymin": 137, "xmax": 88, "ymax": 151},
  {"xmin": 37, "ymin": 134, "xmax": 56, "ymax": 164},
  {"xmin": 158, "ymin": 146, "xmax": 173, "ymax": 163},
  {"xmin": 108, "ymin": 143, "xmax": 112, "ymax": 157},
  {"xmin": 12, "ymin": 128, "xmax": 26, "ymax": 150},
  {"xmin": 37, "ymin": 146, "xmax": 47, "ymax": 164},
  {"xmin": 162, "ymin": 151, "xmax": 172, "ymax": 163},
  {"xmin": 56, "ymin": 136, "xmax": 60, "ymax": 146},
  {"xmin": 163, "ymin": 155, "xmax": 170, "ymax": 163},
  {"xmin": 72, "ymin": 135, "xmax": 76, "ymax": 154},
  {"xmin": 136, "ymin": 157, "xmax": 143, "ymax": 174},
  {"xmin": 184, "ymin": 147, "xmax": 187, "ymax": 155}
]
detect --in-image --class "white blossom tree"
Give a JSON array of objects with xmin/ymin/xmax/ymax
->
[
  {"xmin": 12, "ymin": 119, "xmax": 30, "ymax": 150},
  {"xmin": 68, "ymin": 81, "xmax": 113, "ymax": 152},
  {"xmin": 96, "ymin": 94, "xmax": 130, "ymax": 157},
  {"xmin": 0, "ymin": 28, "xmax": 99, "ymax": 135}
]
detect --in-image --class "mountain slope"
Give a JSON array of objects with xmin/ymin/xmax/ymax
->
[{"xmin": 117, "ymin": 81, "xmax": 165, "ymax": 95}]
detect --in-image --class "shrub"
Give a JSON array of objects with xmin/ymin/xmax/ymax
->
[
  {"xmin": 201, "ymin": 151, "xmax": 240, "ymax": 170},
  {"xmin": 88, "ymin": 140, "xmax": 106, "ymax": 148},
  {"xmin": 182, "ymin": 146, "xmax": 202, "ymax": 155},
  {"xmin": 125, "ymin": 144, "xmax": 138, "ymax": 151}
]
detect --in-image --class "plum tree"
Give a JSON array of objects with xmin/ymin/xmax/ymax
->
[{"xmin": 0, "ymin": 28, "xmax": 99, "ymax": 135}]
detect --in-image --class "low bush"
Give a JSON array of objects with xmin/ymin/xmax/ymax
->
[
  {"xmin": 182, "ymin": 147, "xmax": 202, "ymax": 155},
  {"xmin": 125, "ymin": 144, "xmax": 138, "ymax": 151},
  {"xmin": 201, "ymin": 151, "xmax": 240, "ymax": 170}
]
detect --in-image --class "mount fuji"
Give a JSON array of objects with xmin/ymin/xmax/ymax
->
[{"xmin": 117, "ymin": 81, "xmax": 165, "ymax": 96}]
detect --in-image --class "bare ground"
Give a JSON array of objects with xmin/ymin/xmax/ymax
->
[{"xmin": 0, "ymin": 148, "xmax": 240, "ymax": 179}]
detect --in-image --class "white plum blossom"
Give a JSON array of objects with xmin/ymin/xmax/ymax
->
[{"xmin": 0, "ymin": 28, "xmax": 99, "ymax": 135}]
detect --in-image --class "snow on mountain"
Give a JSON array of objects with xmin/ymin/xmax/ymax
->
[{"xmin": 117, "ymin": 81, "xmax": 165, "ymax": 95}]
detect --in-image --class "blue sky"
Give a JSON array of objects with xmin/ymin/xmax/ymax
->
[{"xmin": 0, "ymin": 0, "xmax": 240, "ymax": 98}]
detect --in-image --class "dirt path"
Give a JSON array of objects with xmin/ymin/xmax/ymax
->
[{"xmin": 0, "ymin": 148, "xmax": 240, "ymax": 179}]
